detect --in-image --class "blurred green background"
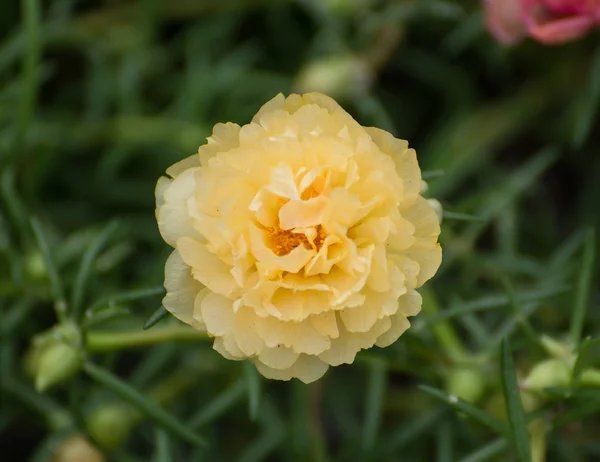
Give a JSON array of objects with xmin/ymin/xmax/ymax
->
[{"xmin": 1, "ymin": 0, "xmax": 599, "ymax": 461}]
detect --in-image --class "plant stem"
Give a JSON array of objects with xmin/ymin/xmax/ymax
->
[{"xmin": 86, "ymin": 327, "xmax": 208, "ymax": 352}]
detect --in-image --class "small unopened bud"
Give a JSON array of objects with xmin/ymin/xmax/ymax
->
[
  {"xmin": 580, "ymin": 368, "xmax": 600, "ymax": 387},
  {"xmin": 25, "ymin": 251, "xmax": 47, "ymax": 280},
  {"xmin": 446, "ymin": 368, "xmax": 485, "ymax": 403},
  {"xmin": 27, "ymin": 321, "xmax": 82, "ymax": 392},
  {"xmin": 50, "ymin": 434, "xmax": 105, "ymax": 462},
  {"xmin": 523, "ymin": 359, "xmax": 570, "ymax": 391},
  {"xmin": 540, "ymin": 336, "xmax": 573, "ymax": 364},
  {"xmin": 35, "ymin": 342, "xmax": 81, "ymax": 392},
  {"xmin": 87, "ymin": 404, "xmax": 139, "ymax": 449},
  {"xmin": 295, "ymin": 56, "xmax": 373, "ymax": 99}
]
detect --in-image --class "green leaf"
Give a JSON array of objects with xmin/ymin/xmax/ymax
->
[
  {"xmin": 572, "ymin": 45, "xmax": 600, "ymax": 149},
  {"xmin": 189, "ymin": 379, "xmax": 247, "ymax": 429},
  {"xmin": 244, "ymin": 362, "xmax": 261, "ymax": 422},
  {"xmin": 442, "ymin": 211, "xmax": 484, "ymax": 222},
  {"xmin": 460, "ymin": 438, "xmax": 509, "ymax": 462},
  {"xmin": 500, "ymin": 277, "xmax": 543, "ymax": 354},
  {"xmin": 83, "ymin": 361, "xmax": 206, "ymax": 447},
  {"xmin": 418, "ymin": 385, "xmax": 509, "ymax": 437},
  {"xmin": 500, "ymin": 339, "xmax": 532, "ymax": 462},
  {"xmin": 71, "ymin": 220, "xmax": 120, "ymax": 320},
  {"xmin": 385, "ymin": 409, "xmax": 446, "ymax": 454},
  {"xmin": 572, "ymin": 337, "xmax": 600, "ymax": 387},
  {"xmin": 569, "ymin": 228, "xmax": 595, "ymax": 347},
  {"xmin": 9, "ymin": 0, "xmax": 41, "ymax": 166},
  {"xmin": 153, "ymin": 429, "xmax": 174, "ymax": 462},
  {"xmin": 421, "ymin": 285, "xmax": 568, "ymax": 327},
  {"xmin": 143, "ymin": 306, "xmax": 170, "ymax": 330},
  {"xmin": 30, "ymin": 217, "xmax": 67, "ymax": 322},
  {"xmin": 88, "ymin": 286, "xmax": 165, "ymax": 314},
  {"xmin": 362, "ymin": 359, "xmax": 386, "ymax": 452},
  {"xmin": 552, "ymin": 390, "xmax": 600, "ymax": 428}
]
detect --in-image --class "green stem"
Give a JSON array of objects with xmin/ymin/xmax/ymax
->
[
  {"xmin": 86, "ymin": 327, "xmax": 208, "ymax": 352},
  {"xmin": 421, "ymin": 288, "xmax": 467, "ymax": 361}
]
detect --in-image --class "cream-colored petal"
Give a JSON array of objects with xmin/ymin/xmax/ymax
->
[
  {"xmin": 251, "ymin": 93, "xmax": 287, "ymax": 123},
  {"xmin": 390, "ymin": 255, "xmax": 420, "ymax": 290},
  {"xmin": 255, "ymin": 354, "xmax": 329, "ymax": 384},
  {"xmin": 258, "ymin": 345, "xmax": 299, "ymax": 370},
  {"xmin": 310, "ymin": 311, "xmax": 339, "ymax": 338},
  {"xmin": 162, "ymin": 250, "xmax": 205, "ymax": 330},
  {"xmin": 249, "ymin": 224, "xmax": 315, "ymax": 277},
  {"xmin": 255, "ymin": 316, "xmax": 293, "ymax": 349},
  {"xmin": 340, "ymin": 302, "xmax": 381, "ymax": 333},
  {"xmin": 366, "ymin": 245, "xmax": 390, "ymax": 292},
  {"xmin": 365, "ymin": 127, "xmax": 421, "ymax": 199},
  {"xmin": 266, "ymin": 163, "xmax": 300, "ymax": 200},
  {"xmin": 213, "ymin": 337, "xmax": 244, "ymax": 360},
  {"xmin": 349, "ymin": 216, "xmax": 391, "ymax": 246},
  {"xmin": 290, "ymin": 320, "xmax": 331, "ymax": 355},
  {"xmin": 387, "ymin": 209, "xmax": 416, "ymax": 252},
  {"xmin": 198, "ymin": 122, "xmax": 241, "ymax": 165},
  {"xmin": 270, "ymin": 288, "xmax": 306, "ymax": 322},
  {"xmin": 232, "ymin": 307, "xmax": 265, "ymax": 356},
  {"xmin": 177, "ymin": 237, "xmax": 238, "ymax": 297},
  {"xmin": 318, "ymin": 316, "xmax": 391, "ymax": 366},
  {"xmin": 401, "ymin": 239, "xmax": 442, "ymax": 287},
  {"xmin": 156, "ymin": 168, "xmax": 202, "ymax": 247},
  {"xmin": 278, "ymin": 196, "xmax": 328, "ymax": 230},
  {"xmin": 249, "ymin": 188, "xmax": 285, "ymax": 227},
  {"xmin": 375, "ymin": 313, "xmax": 411, "ymax": 348},
  {"xmin": 400, "ymin": 195, "xmax": 441, "ymax": 239},
  {"xmin": 200, "ymin": 291, "xmax": 235, "ymax": 336},
  {"xmin": 365, "ymin": 126, "xmax": 409, "ymax": 158},
  {"xmin": 397, "ymin": 289, "xmax": 422, "ymax": 317},
  {"xmin": 166, "ymin": 153, "xmax": 200, "ymax": 178},
  {"xmin": 304, "ymin": 235, "xmax": 343, "ymax": 277}
]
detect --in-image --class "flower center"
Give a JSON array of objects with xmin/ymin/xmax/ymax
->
[{"xmin": 267, "ymin": 225, "xmax": 326, "ymax": 256}]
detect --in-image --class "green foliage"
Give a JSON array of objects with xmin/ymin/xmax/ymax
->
[{"xmin": 2, "ymin": 0, "xmax": 600, "ymax": 460}]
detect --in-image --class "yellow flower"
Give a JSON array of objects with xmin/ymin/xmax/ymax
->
[{"xmin": 155, "ymin": 93, "xmax": 442, "ymax": 383}]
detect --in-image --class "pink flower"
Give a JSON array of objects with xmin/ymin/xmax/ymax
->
[{"xmin": 485, "ymin": 0, "xmax": 600, "ymax": 45}]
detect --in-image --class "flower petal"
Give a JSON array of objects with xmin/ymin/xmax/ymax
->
[{"xmin": 162, "ymin": 250, "xmax": 205, "ymax": 330}]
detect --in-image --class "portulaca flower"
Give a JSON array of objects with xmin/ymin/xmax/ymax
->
[{"xmin": 155, "ymin": 93, "xmax": 442, "ymax": 383}]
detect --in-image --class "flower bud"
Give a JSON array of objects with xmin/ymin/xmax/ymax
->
[
  {"xmin": 25, "ymin": 251, "xmax": 47, "ymax": 280},
  {"xmin": 580, "ymin": 368, "xmax": 600, "ymax": 388},
  {"xmin": 295, "ymin": 56, "xmax": 373, "ymax": 99},
  {"xmin": 446, "ymin": 368, "xmax": 486, "ymax": 403},
  {"xmin": 35, "ymin": 342, "xmax": 81, "ymax": 392},
  {"xmin": 50, "ymin": 434, "xmax": 105, "ymax": 462},
  {"xmin": 523, "ymin": 359, "xmax": 570, "ymax": 391},
  {"xmin": 540, "ymin": 336, "xmax": 573, "ymax": 364},
  {"xmin": 87, "ymin": 404, "xmax": 139, "ymax": 449},
  {"xmin": 27, "ymin": 322, "xmax": 82, "ymax": 392}
]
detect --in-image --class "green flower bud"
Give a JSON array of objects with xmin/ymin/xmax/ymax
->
[
  {"xmin": 25, "ymin": 250, "xmax": 47, "ymax": 280},
  {"xmin": 295, "ymin": 56, "xmax": 373, "ymax": 99},
  {"xmin": 446, "ymin": 368, "xmax": 486, "ymax": 403},
  {"xmin": 580, "ymin": 368, "xmax": 600, "ymax": 387},
  {"xmin": 52, "ymin": 434, "xmax": 105, "ymax": 462},
  {"xmin": 35, "ymin": 342, "xmax": 81, "ymax": 392},
  {"xmin": 26, "ymin": 321, "xmax": 82, "ymax": 392},
  {"xmin": 87, "ymin": 404, "xmax": 140, "ymax": 449},
  {"xmin": 523, "ymin": 359, "xmax": 570, "ymax": 391},
  {"xmin": 540, "ymin": 336, "xmax": 573, "ymax": 364}
]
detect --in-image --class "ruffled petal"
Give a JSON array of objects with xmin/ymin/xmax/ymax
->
[{"xmin": 162, "ymin": 250, "xmax": 205, "ymax": 330}]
